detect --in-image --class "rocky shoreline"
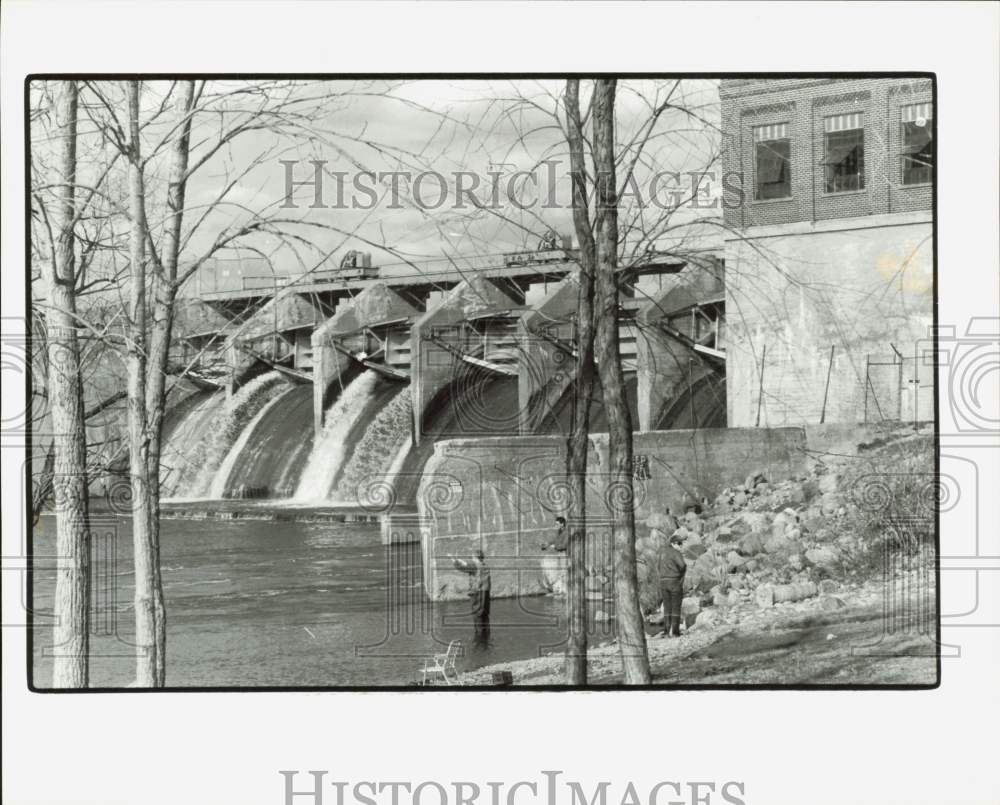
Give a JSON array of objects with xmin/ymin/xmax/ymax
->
[{"xmin": 455, "ymin": 573, "xmax": 935, "ymax": 686}]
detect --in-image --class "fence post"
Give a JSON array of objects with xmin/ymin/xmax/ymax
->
[
  {"xmin": 820, "ymin": 344, "xmax": 835, "ymax": 423},
  {"xmin": 863, "ymin": 353, "xmax": 870, "ymax": 423},
  {"xmin": 755, "ymin": 344, "xmax": 767, "ymax": 427}
]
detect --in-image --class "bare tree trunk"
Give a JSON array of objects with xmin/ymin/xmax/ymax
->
[
  {"xmin": 41, "ymin": 80, "xmax": 90, "ymax": 688},
  {"xmin": 591, "ymin": 79, "xmax": 650, "ymax": 684},
  {"xmin": 563, "ymin": 79, "xmax": 597, "ymax": 685},
  {"xmin": 143, "ymin": 80, "xmax": 195, "ymax": 686},
  {"xmin": 124, "ymin": 80, "xmax": 159, "ymax": 687}
]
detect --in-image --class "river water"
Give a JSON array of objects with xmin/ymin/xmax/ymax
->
[{"xmin": 31, "ymin": 513, "xmax": 612, "ymax": 688}]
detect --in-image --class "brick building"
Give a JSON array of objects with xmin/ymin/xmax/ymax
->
[{"xmin": 721, "ymin": 77, "xmax": 935, "ymax": 427}]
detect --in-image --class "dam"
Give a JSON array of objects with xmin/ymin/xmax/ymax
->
[{"xmin": 160, "ymin": 238, "xmax": 731, "ymax": 596}]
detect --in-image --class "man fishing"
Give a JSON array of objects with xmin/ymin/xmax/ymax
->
[{"xmin": 451, "ymin": 549, "xmax": 491, "ymax": 636}]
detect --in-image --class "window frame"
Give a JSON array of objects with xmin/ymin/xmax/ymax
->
[
  {"xmin": 900, "ymin": 102, "xmax": 933, "ymax": 187},
  {"xmin": 821, "ymin": 113, "xmax": 866, "ymax": 195},
  {"xmin": 752, "ymin": 122, "xmax": 792, "ymax": 202}
]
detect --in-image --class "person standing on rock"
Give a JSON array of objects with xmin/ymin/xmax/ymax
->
[
  {"xmin": 659, "ymin": 534, "xmax": 687, "ymax": 638},
  {"xmin": 451, "ymin": 549, "xmax": 491, "ymax": 636}
]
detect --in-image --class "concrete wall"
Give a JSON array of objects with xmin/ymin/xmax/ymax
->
[
  {"xmin": 418, "ymin": 427, "xmax": 807, "ymax": 600},
  {"xmin": 410, "ymin": 275, "xmax": 522, "ymax": 444},
  {"xmin": 725, "ymin": 213, "xmax": 934, "ymax": 427},
  {"xmin": 517, "ymin": 275, "xmax": 580, "ymax": 434},
  {"xmin": 636, "ymin": 258, "xmax": 724, "ymax": 431}
]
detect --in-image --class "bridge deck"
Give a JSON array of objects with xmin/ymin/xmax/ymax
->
[{"xmin": 189, "ymin": 256, "xmax": 686, "ymax": 304}]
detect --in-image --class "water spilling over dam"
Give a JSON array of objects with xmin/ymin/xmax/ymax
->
[
  {"xmin": 159, "ymin": 247, "xmax": 726, "ymax": 512},
  {"xmin": 294, "ymin": 371, "xmax": 379, "ymax": 502}
]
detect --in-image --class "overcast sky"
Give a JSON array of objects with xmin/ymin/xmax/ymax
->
[{"xmin": 32, "ymin": 79, "xmax": 722, "ymax": 287}]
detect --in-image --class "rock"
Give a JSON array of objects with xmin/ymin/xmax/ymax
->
[
  {"xmin": 755, "ymin": 482, "xmax": 770, "ymax": 495},
  {"xmin": 681, "ymin": 597, "xmax": 701, "ymax": 616},
  {"xmin": 805, "ymin": 547, "xmax": 840, "ymax": 568},
  {"xmin": 764, "ymin": 534, "xmax": 790, "ymax": 554},
  {"xmin": 713, "ymin": 591, "xmax": 731, "ymax": 607},
  {"xmin": 691, "ymin": 608, "xmax": 720, "ymax": 630},
  {"xmin": 821, "ymin": 596, "xmax": 847, "ymax": 611},
  {"xmin": 820, "ymin": 493, "xmax": 841, "ymax": 517},
  {"xmin": 740, "ymin": 511, "xmax": 770, "ymax": 532},
  {"xmin": 819, "ymin": 472, "xmax": 841, "ymax": 494},
  {"xmin": 738, "ymin": 533, "xmax": 765, "ymax": 556},
  {"xmin": 818, "ymin": 579, "xmax": 840, "ymax": 594},
  {"xmin": 788, "ymin": 553, "xmax": 804, "ymax": 570},
  {"xmin": 726, "ymin": 550, "xmax": 747, "ymax": 568},
  {"xmin": 684, "ymin": 542, "xmax": 708, "ymax": 560},
  {"xmin": 758, "ymin": 581, "xmax": 819, "ymax": 608},
  {"xmin": 755, "ymin": 586, "xmax": 775, "ymax": 607},
  {"xmin": 733, "ymin": 491, "xmax": 747, "ymax": 508}
]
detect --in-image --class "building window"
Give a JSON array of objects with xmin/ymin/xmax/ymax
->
[
  {"xmin": 822, "ymin": 112, "xmax": 865, "ymax": 193},
  {"xmin": 901, "ymin": 102, "xmax": 933, "ymax": 185},
  {"xmin": 753, "ymin": 122, "xmax": 791, "ymax": 200}
]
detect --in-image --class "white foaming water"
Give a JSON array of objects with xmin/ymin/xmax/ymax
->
[
  {"xmin": 207, "ymin": 388, "xmax": 292, "ymax": 499},
  {"xmin": 334, "ymin": 387, "xmax": 412, "ymax": 504},
  {"xmin": 293, "ymin": 371, "xmax": 379, "ymax": 502},
  {"xmin": 182, "ymin": 371, "xmax": 287, "ymax": 499},
  {"xmin": 160, "ymin": 392, "xmax": 225, "ymax": 498},
  {"xmin": 380, "ymin": 437, "xmax": 413, "ymax": 500}
]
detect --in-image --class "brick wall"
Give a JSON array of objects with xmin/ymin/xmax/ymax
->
[
  {"xmin": 722, "ymin": 77, "xmax": 933, "ymax": 229},
  {"xmin": 720, "ymin": 78, "xmax": 935, "ymax": 428}
]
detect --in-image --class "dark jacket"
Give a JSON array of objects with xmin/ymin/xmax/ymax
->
[
  {"xmin": 659, "ymin": 544, "xmax": 687, "ymax": 590},
  {"xmin": 454, "ymin": 557, "xmax": 491, "ymax": 620}
]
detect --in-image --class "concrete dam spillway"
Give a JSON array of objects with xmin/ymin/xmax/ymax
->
[
  {"xmin": 159, "ymin": 369, "xmax": 530, "ymax": 507},
  {"xmin": 161, "ymin": 248, "xmax": 727, "ymax": 512}
]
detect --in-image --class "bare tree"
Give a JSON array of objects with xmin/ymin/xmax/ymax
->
[
  {"xmin": 33, "ymin": 80, "xmax": 91, "ymax": 687},
  {"xmin": 68, "ymin": 79, "xmax": 436, "ymax": 685},
  {"xmin": 562, "ymin": 79, "xmax": 597, "ymax": 684},
  {"xmin": 123, "ymin": 80, "xmax": 165, "ymax": 686},
  {"xmin": 591, "ymin": 79, "xmax": 651, "ymax": 683}
]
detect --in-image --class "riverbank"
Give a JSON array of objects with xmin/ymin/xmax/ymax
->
[{"xmin": 456, "ymin": 575, "xmax": 937, "ymax": 686}]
